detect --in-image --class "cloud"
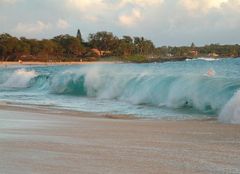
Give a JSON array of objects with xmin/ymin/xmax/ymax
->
[
  {"xmin": 1, "ymin": 0, "xmax": 240, "ymax": 45},
  {"xmin": 64, "ymin": 0, "xmax": 109, "ymax": 22},
  {"xmin": 85, "ymin": 15, "xmax": 98, "ymax": 22},
  {"xmin": 119, "ymin": 8, "xmax": 142, "ymax": 26},
  {"xmin": 222, "ymin": 0, "xmax": 240, "ymax": 11},
  {"xmin": 65, "ymin": 0, "xmax": 163, "ymax": 24},
  {"xmin": 0, "ymin": 16, "xmax": 6, "ymax": 22},
  {"xmin": 179, "ymin": 0, "xmax": 229, "ymax": 13},
  {"xmin": 117, "ymin": 0, "xmax": 163, "ymax": 27},
  {"xmin": 57, "ymin": 19, "xmax": 70, "ymax": 29},
  {"xmin": 119, "ymin": 0, "xmax": 163, "ymax": 7},
  {"xmin": 14, "ymin": 21, "xmax": 51, "ymax": 34},
  {"xmin": 0, "ymin": 0, "xmax": 19, "ymax": 5},
  {"xmin": 65, "ymin": 0, "xmax": 106, "ymax": 12}
]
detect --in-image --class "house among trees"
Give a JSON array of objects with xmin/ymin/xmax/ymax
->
[
  {"xmin": 90, "ymin": 48, "xmax": 112, "ymax": 57},
  {"xmin": 91, "ymin": 48, "xmax": 101, "ymax": 57},
  {"xmin": 208, "ymin": 52, "xmax": 219, "ymax": 57},
  {"xmin": 190, "ymin": 50, "xmax": 199, "ymax": 57}
]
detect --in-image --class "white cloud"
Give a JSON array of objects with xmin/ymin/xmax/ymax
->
[
  {"xmin": 179, "ymin": 0, "xmax": 229, "ymax": 13},
  {"xmin": 119, "ymin": 8, "xmax": 142, "ymax": 27},
  {"xmin": 222, "ymin": 0, "xmax": 240, "ymax": 11},
  {"xmin": 66, "ymin": 0, "xmax": 106, "ymax": 12},
  {"xmin": 1, "ymin": 0, "xmax": 239, "ymax": 45},
  {"xmin": 57, "ymin": 19, "xmax": 70, "ymax": 29},
  {"xmin": 117, "ymin": 0, "xmax": 163, "ymax": 27},
  {"xmin": 65, "ymin": 0, "xmax": 163, "ymax": 24},
  {"xmin": 0, "ymin": 0, "xmax": 18, "ymax": 4},
  {"xmin": 0, "ymin": 16, "xmax": 6, "ymax": 21},
  {"xmin": 65, "ymin": 0, "xmax": 108, "ymax": 22},
  {"xmin": 14, "ymin": 21, "xmax": 51, "ymax": 34},
  {"xmin": 85, "ymin": 15, "xmax": 98, "ymax": 22},
  {"xmin": 119, "ymin": 0, "xmax": 163, "ymax": 7}
]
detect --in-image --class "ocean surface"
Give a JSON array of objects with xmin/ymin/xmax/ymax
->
[{"xmin": 0, "ymin": 58, "xmax": 240, "ymax": 124}]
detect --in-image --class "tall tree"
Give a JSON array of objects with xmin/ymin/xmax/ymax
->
[
  {"xmin": 191, "ymin": 42, "xmax": 196, "ymax": 49},
  {"xmin": 88, "ymin": 31, "xmax": 118, "ymax": 52},
  {"xmin": 77, "ymin": 29, "xmax": 82, "ymax": 43},
  {"xmin": 53, "ymin": 34, "xmax": 84, "ymax": 58}
]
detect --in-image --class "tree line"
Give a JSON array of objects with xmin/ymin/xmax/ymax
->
[
  {"xmin": 0, "ymin": 30, "xmax": 239, "ymax": 62},
  {"xmin": 157, "ymin": 43, "xmax": 240, "ymax": 59}
]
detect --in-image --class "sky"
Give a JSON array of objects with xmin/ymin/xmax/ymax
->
[{"xmin": 0, "ymin": 0, "xmax": 240, "ymax": 46}]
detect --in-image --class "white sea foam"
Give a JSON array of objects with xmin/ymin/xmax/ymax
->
[
  {"xmin": 219, "ymin": 90, "xmax": 240, "ymax": 124},
  {"xmin": 198, "ymin": 57, "xmax": 220, "ymax": 61},
  {"xmin": 2, "ymin": 69, "xmax": 37, "ymax": 88},
  {"xmin": 49, "ymin": 65, "xmax": 237, "ymax": 117}
]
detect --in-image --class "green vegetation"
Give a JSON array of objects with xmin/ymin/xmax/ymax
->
[
  {"xmin": 0, "ymin": 30, "xmax": 239, "ymax": 63},
  {"xmin": 123, "ymin": 55, "xmax": 147, "ymax": 63}
]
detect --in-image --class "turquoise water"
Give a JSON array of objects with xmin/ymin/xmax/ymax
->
[{"xmin": 0, "ymin": 58, "xmax": 240, "ymax": 123}]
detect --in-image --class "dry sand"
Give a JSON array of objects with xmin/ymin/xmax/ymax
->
[
  {"xmin": 0, "ymin": 106, "xmax": 240, "ymax": 174},
  {"xmin": 0, "ymin": 61, "xmax": 121, "ymax": 66}
]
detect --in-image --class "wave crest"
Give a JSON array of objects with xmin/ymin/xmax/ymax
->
[
  {"xmin": 219, "ymin": 90, "xmax": 240, "ymax": 124},
  {"xmin": 46, "ymin": 67, "xmax": 240, "ymax": 116},
  {"xmin": 1, "ymin": 64, "xmax": 240, "ymax": 123},
  {"xmin": 2, "ymin": 69, "xmax": 37, "ymax": 88}
]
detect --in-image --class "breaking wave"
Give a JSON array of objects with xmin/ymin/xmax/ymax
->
[
  {"xmin": 197, "ymin": 57, "xmax": 220, "ymax": 61},
  {"xmin": 219, "ymin": 91, "xmax": 240, "ymax": 124},
  {"xmin": 0, "ymin": 61, "xmax": 240, "ymax": 123},
  {"xmin": 1, "ymin": 69, "xmax": 38, "ymax": 88}
]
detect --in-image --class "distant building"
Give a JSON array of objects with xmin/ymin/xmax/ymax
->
[
  {"xmin": 91, "ymin": 48, "xmax": 101, "ymax": 57},
  {"xmin": 91, "ymin": 48, "xmax": 112, "ymax": 57},
  {"xmin": 208, "ymin": 52, "xmax": 219, "ymax": 57},
  {"xmin": 190, "ymin": 50, "xmax": 198, "ymax": 56},
  {"xmin": 167, "ymin": 53, "xmax": 173, "ymax": 57}
]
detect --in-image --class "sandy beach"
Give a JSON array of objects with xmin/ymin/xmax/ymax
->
[
  {"xmin": 0, "ymin": 61, "xmax": 121, "ymax": 67},
  {"xmin": 0, "ymin": 105, "xmax": 240, "ymax": 174}
]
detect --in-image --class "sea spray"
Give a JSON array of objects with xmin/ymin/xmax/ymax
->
[
  {"xmin": 219, "ymin": 90, "xmax": 240, "ymax": 124},
  {"xmin": 2, "ymin": 69, "xmax": 37, "ymax": 88},
  {"xmin": 46, "ymin": 67, "xmax": 239, "ymax": 114}
]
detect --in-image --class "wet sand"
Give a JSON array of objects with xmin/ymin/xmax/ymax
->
[{"xmin": 0, "ymin": 107, "xmax": 240, "ymax": 174}]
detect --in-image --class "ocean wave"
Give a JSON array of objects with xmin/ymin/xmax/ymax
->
[
  {"xmin": 197, "ymin": 57, "xmax": 220, "ymax": 61},
  {"xmin": 219, "ymin": 90, "xmax": 240, "ymax": 124},
  {"xmin": 47, "ymin": 67, "xmax": 240, "ymax": 117},
  {"xmin": 1, "ymin": 69, "xmax": 38, "ymax": 88},
  {"xmin": 186, "ymin": 57, "xmax": 220, "ymax": 61},
  {"xmin": 0, "ymin": 64, "xmax": 240, "ymax": 124}
]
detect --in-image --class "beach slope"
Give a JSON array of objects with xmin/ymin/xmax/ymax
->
[{"xmin": 0, "ymin": 108, "xmax": 240, "ymax": 174}]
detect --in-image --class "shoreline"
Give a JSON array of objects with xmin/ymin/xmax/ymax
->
[
  {"xmin": 0, "ymin": 61, "xmax": 123, "ymax": 66},
  {"xmin": 0, "ymin": 105, "xmax": 240, "ymax": 173},
  {"xmin": 0, "ymin": 102, "xmax": 217, "ymax": 122},
  {"xmin": 0, "ymin": 102, "xmax": 137, "ymax": 120},
  {"xmin": 0, "ymin": 57, "xmax": 237, "ymax": 66}
]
